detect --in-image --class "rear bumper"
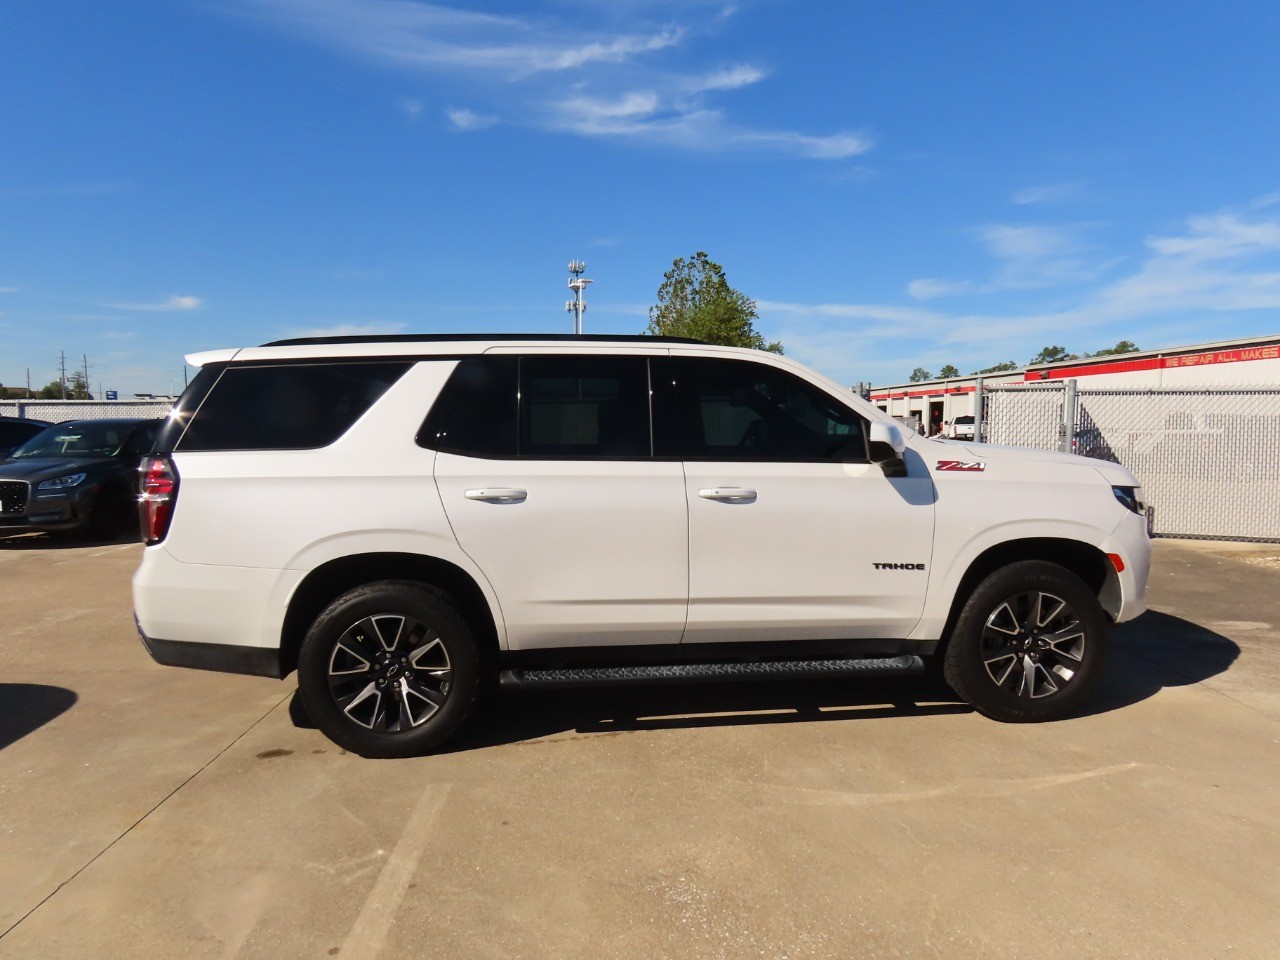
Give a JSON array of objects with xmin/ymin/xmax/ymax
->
[{"xmin": 135, "ymin": 617, "xmax": 283, "ymax": 678}]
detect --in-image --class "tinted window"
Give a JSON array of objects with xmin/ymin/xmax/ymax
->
[
  {"xmin": 154, "ymin": 363, "xmax": 225, "ymax": 453},
  {"xmin": 10, "ymin": 421, "xmax": 139, "ymax": 459},
  {"xmin": 177, "ymin": 362, "xmax": 411, "ymax": 451},
  {"xmin": 671, "ymin": 358, "xmax": 868, "ymax": 462},
  {"xmin": 420, "ymin": 357, "xmax": 518, "ymax": 457},
  {"xmin": 0, "ymin": 422, "xmax": 43, "ymax": 450},
  {"xmin": 520, "ymin": 356, "xmax": 651, "ymax": 458}
]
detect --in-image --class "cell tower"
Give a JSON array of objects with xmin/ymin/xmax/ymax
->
[{"xmin": 566, "ymin": 260, "xmax": 592, "ymax": 335}]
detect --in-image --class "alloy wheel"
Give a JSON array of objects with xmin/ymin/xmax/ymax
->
[
  {"xmin": 326, "ymin": 614, "xmax": 452, "ymax": 731},
  {"xmin": 979, "ymin": 591, "xmax": 1085, "ymax": 699}
]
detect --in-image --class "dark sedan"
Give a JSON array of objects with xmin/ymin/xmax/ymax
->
[{"xmin": 0, "ymin": 418, "xmax": 161, "ymax": 539}]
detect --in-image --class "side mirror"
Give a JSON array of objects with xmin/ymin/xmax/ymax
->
[{"xmin": 868, "ymin": 420, "xmax": 908, "ymax": 478}]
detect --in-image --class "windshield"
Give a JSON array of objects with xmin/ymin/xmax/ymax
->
[{"xmin": 10, "ymin": 422, "xmax": 132, "ymax": 459}]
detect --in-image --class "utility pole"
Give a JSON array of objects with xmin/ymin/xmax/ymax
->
[
  {"xmin": 82, "ymin": 354, "xmax": 90, "ymax": 399},
  {"xmin": 59, "ymin": 351, "xmax": 68, "ymax": 400},
  {"xmin": 565, "ymin": 260, "xmax": 592, "ymax": 335}
]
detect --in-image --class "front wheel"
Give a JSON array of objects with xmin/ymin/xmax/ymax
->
[
  {"xmin": 297, "ymin": 581, "xmax": 481, "ymax": 758},
  {"xmin": 943, "ymin": 561, "xmax": 1108, "ymax": 722}
]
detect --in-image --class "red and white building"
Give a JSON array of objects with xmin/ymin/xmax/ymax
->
[{"xmin": 870, "ymin": 333, "xmax": 1280, "ymax": 436}]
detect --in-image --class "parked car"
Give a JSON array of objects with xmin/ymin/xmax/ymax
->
[
  {"xmin": 948, "ymin": 415, "xmax": 976, "ymax": 440},
  {"xmin": 0, "ymin": 418, "xmax": 161, "ymax": 539},
  {"xmin": 0, "ymin": 416, "xmax": 52, "ymax": 460},
  {"xmin": 133, "ymin": 334, "xmax": 1151, "ymax": 757}
]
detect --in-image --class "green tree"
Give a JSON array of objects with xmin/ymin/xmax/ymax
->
[
  {"xmin": 908, "ymin": 367, "xmax": 933, "ymax": 382},
  {"xmin": 1029, "ymin": 345, "xmax": 1076, "ymax": 365},
  {"xmin": 36, "ymin": 373, "xmax": 92, "ymax": 400},
  {"xmin": 1090, "ymin": 339, "xmax": 1139, "ymax": 356},
  {"xmin": 971, "ymin": 360, "xmax": 1018, "ymax": 375},
  {"xmin": 646, "ymin": 251, "xmax": 782, "ymax": 353},
  {"xmin": 939, "ymin": 364, "xmax": 960, "ymax": 378}
]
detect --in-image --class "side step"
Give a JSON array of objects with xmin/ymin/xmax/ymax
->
[{"xmin": 498, "ymin": 655, "xmax": 925, "ymax": 690}]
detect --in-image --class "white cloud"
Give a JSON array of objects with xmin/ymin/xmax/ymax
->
[
  {"xmin": 730, "ymin": 130, "xmax": 872, "ymax": 160},
  {"xmin": 1145, "ymin": 213, "xmax": 1280, "ymax": 261},
  {"xmin": 1012, "ymin": 182, "xmax": 1080, "ymax": 205},
  {"xmin": 235, "ymin": 0, "xmax": 868, "ymax": 161},
  {"xmin": 907, "ymin": 278, "xmax": 973, "ymax": 300},
  {"xmin": 402, "ymin": 98, "xmax": 424, "ymax": 119},
  {"xmin": 241, "ymin": 0, "xmax": 681, "ymax": 78},
  {"xmin": 446, "ymin": 107, "xmax": 496, "ymax": 131},
  {"xmin": 758, "ymin": 205, "xmax": 1280, "ymax": 385},
  {"xmin": 682, "ymin": 64, "xmax": 767, "ymax": 93},
  {"xmin": 0, "ymin": 286, "xmax": 17, "ymax": 294},
  {"xmin": 111, "ymin": 295, "xmax": 202, "ymax": 312}
]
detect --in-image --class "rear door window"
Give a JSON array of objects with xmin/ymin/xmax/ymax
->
[{"xmin": 420, "ymin": 355, "xmax": 653, "ymax": 459}]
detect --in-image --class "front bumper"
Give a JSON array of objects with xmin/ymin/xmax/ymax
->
[{"xmin": 0, "ymin": 486, "xmax": 95, "ymax": 533}]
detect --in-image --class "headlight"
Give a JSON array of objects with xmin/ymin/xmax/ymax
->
[
  {"xmin": 37, "ymin": 473, "xmax": 87, "ymax": 491},
  {"xmin": 1112, "ymin": 485, "xmax": 1144, "ymax": 514}
]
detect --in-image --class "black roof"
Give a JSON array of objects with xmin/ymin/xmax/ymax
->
[{"xmin": 261, "ymin": 333, "xmax": 706, "ymax": 348}]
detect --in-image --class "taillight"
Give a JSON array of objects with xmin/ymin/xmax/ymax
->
[{"xmin": 139, "ymin": 456, "xmax": 179, "ymax": 545}]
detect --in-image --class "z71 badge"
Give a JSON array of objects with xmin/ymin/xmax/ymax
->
[{"xmin": 936, "ymin": 460, "xmax": 986, "ymax": 472}]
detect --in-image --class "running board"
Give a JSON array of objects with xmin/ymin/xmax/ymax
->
[{"xmin": 498, "ymin": 655, "xmax": 925, "ymax": 690}]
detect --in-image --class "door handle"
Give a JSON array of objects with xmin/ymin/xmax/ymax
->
[
  {"xmin": 465, "ymin": 488, "xmax": 528, "ymax": 503},
  {"xmin": 698, "ymin": 487, "xmax": 757, "ymax": 502}
]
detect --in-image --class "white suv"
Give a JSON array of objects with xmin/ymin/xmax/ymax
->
[{"xmin": 133, "ymin": 335, "xmax": 1151, "ymax": 757}]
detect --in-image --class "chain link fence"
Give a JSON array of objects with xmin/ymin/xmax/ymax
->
[
  {"xmin": 983, "ymin": 382, "xmax": 1280, "ymax": 542},
  {"xmin": 984, "ymin": 383, "xmax": 1066, "ymax": 452},
  {"xmin": 0, "ymin": 399, "xmax": 174, "ymax": 423}
]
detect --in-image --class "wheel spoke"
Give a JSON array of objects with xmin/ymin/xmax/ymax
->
[
  {"xmin": 409, "ymin": 635, "xmax": 450, "ymax": 676},
  {"xmin": 340, "ymin": 682, "xmax": 383, "ymax": 729},
  {"xmin": 982, "ymin": 644, "xmax": 1019, "ymax": 687},
  {"xmin": 329, "ymin": 638, "xmax": 373, "ymax": 677},
  {"xmin": 1043, "ymin": 623, "xmax": 1085, "ymax": 660},
  {"xmin": 1036, "ymin": 594, "xmax": 1066, "ymax": 628},
  {"xmin": 370, "ymin": 615, "xmax": 406, "ymax": 652},
  {"xmin": 1016, "ymin": 657, "xmax": 1060, "ymax": 699},
  {"xmin": 398, "ymin": 677, "xmax": 444, "ymax": 727},
  {"xmin": 986, "ymin": 601, "xmax": 1022, "ymax": 636}
]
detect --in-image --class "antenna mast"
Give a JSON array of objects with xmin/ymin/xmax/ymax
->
[{"xmin": 565, "ymin": 260, "xmax": 592, "ymax": 335}]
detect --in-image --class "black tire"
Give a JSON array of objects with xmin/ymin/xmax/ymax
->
[
  {"xmin": 88, "ymin": 485, "xmax": 133, "ymax": 540},
  {"xmin": 297, "ymin": 581, "xmax": 482, "ymax": 758},
  {"xmin": 943, "ymin": 561, "xmax": 1107, "ymax": 722}
]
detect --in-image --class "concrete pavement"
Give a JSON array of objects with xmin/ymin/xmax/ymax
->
[{"xmin": 0, "ymin": 535, "xmax": 1277, "ymax": 959}]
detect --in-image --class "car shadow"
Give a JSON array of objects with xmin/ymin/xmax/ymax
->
[
  {"xmin": 1080, "ymin": 610, "xmax": 1240, "ymax": 717},
  {"xmin": 0, "ymin": 527, "xmax": 142, "ymax": 550},
  {"xmin": 441, "ymin": 676, "xmax": 972, "ymax": 753},
  {"xmin": 0, "ymin": 684, "xmax": 78, "ymax": 750},
  {"xmin": 284, "ymin": 611, "xmax": 1239, "ymax": 751}
]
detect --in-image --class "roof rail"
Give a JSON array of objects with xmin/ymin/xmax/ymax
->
[{"xmin": 260, "ymin": 333, "xmax": 706, "ymax": 347}]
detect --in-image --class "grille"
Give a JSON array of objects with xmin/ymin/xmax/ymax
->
[{"xmin": 0, "ymin": 480, "xmax": 29, "ymax": 516}]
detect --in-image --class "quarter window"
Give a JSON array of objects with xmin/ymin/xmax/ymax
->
[{"xmin": 177, "ymin": 362, "xmax": 411, "ymax": 451}]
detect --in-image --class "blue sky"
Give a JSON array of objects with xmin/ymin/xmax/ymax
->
[{"xmin": 3, "ymin": 0, "xmax": 1279, "ymax": 396}]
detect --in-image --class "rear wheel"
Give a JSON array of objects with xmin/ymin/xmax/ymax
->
[
  {"xmin": 297, "ymin": 581, "xmax": 481, "ymax": 758},
  {"xmin": 943, "ymin": 561, "xmax": 1107, "ymax": 722}
]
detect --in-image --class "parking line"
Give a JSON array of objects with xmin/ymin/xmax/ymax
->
[{"xmin": 339, "ymin": 783, "xmax": 453, "ymax": 960}]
